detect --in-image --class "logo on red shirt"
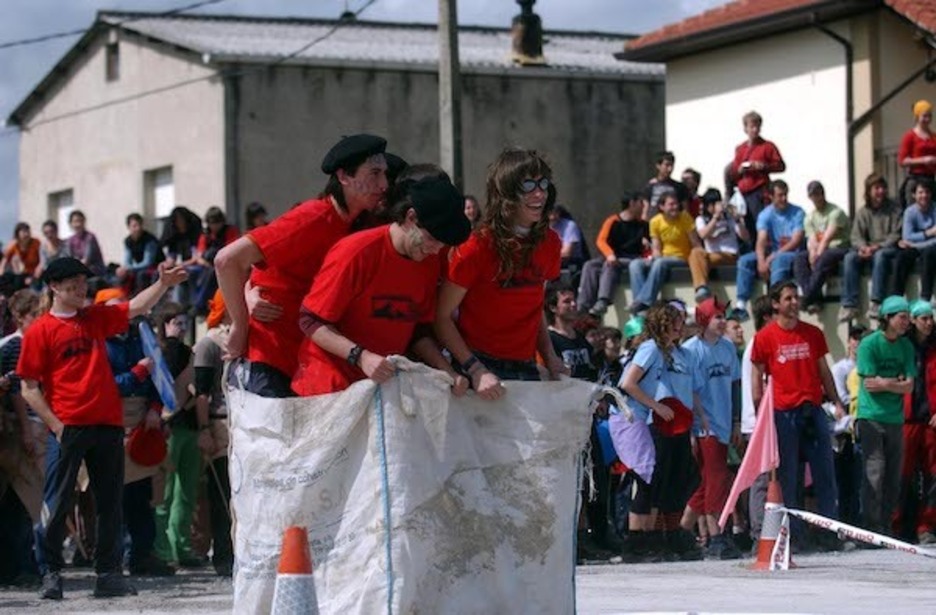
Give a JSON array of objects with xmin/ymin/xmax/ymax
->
[
  {"xmin": 371, "ymin": 295, "xmax": 419, "ymax": 322},
  {"xmin": 60, "ymin": 337, "xmax": 94, "ymax": 360}
]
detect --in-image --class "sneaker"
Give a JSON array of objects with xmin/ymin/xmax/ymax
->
[
  {"xmin": 576, "ymin": 531, "xmax": 622, "ymax": 564},
  {"xmin": 588, "ymin": 299, "xmax": 610, "ymax": 317},
  {"xmin": 629, "ymin": 302, "xmax": 649, "ymax": 316},
  {"xmin": 805, "ymin": 302, "xmax": 822, "ymax": 315},
  {"xmin": 667, "ymin": 529, "xmax": 704, "ymax": 561},
  {"xmin": 917, "ymin": 531, "xmax": 936, "ymax": 545},
  {"xmin": 129, "ymin": 554, "xmax": 176, "ymax": 577},
  {"xmin": 704, "ymin": 534, "xmax": 743, "ymax": 560},
  {"xmin": 214, "ymin": 562, "xmax": 234, "ymax": 578},
  {"xmin": 727, "ymin": 307, "xmax": 750, "ymax": 323},
  {"xmin": 177, "ymin": 555, "xmax": 209, "ymax": 569},
  {"xmin": 694, "ymin": 286, "xmax": 711, "ymax": 303},
  {"xmin": 838, "ymin": 306, "xmax": 859, "ymax": 322},
  {"xmin": 39, "ymin": 572, "xmax": 63, "ymax": 600},
  {"xmin": 619, "ymin": 531, "xmax": 663, "ymax": 564},
  {"xmin": 866, "ymin": 302, "xmax": 880, "ymax": 320},
  {"xmin": 93, "ymin": 573, "xmax": 138, "ymax": 598}
]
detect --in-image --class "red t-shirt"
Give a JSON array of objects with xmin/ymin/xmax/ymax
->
[
  {"xmin": 292, "ymin": 226, "xmax": 440, "ymax": 396},
  {"xmin": 732, "ymin": 137, "xmax": 785, "ymax": 194},
  {"xmin": 446, "ymin": 229, "xmax": 561, "ymax": 361},
  {"xmin": 16, "ymin": 304, "xmax": 130, "ymax": 427},
  {"xmin": 247, "ymin": 198, "xmax": 351, "ymax": 377},
  {"xmin": 751, "ymin": 320, "xmax": 829, "ymax": 410},
  {"xmin": 898, "ymin": 129, "xmax": 936, "ymax": 177}
]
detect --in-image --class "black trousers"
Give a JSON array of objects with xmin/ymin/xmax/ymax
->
[
  {"xmin": 206, "ymin": 456, "xmax": 233, "ymax": 568},
  {"xmin": 123, "ymin": 477, "xmax": 155, "ymax": 565},
  {"xmin": 40, "ymin": 425, "xmax": 124, "ymax": 575}
]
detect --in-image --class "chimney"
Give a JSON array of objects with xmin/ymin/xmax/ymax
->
[{"xmin": 511, "ymin": 0, "xmax": 546, "ymax": 66}]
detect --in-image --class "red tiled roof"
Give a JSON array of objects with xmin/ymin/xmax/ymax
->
[{"xmin": 625, "ymin": 0, "xmax": 934, "ymax": 56}]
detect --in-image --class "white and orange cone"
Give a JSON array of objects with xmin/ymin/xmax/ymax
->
[
  {"xmin": 271, "ymin": 526, "xmax": 318, "ymax": 615},
  {"xmin": 749, "ymin": 479, "xmax": 793, "ymax": 571}
]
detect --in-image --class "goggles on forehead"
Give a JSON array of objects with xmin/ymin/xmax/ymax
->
[{"xmin": 519, "ymin": 178, "xmax": 550, "ymax": 194}]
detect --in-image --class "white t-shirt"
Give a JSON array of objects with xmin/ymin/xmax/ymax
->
[
  {"xmin": 741, "ymin": 339, "xmax": 755, "ymax": 435},
  {"xmin": 695, "ymin": 215, "xmax": 740, "ymax": 255}
]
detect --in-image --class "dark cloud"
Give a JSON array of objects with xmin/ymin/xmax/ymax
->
[{"xmin": 0, "ymin": 0, "xmax": 727, "ymax": 239}]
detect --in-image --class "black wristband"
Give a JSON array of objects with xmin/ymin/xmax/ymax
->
[
  {"xmin": 347, "ymin": 345, "xmax": 364, "ymax": 367},
  {"xmin": 462, "ymin": 355, "xmax": 480, "ymax": 374}
]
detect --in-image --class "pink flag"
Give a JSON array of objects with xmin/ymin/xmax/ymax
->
[{"xmin": 718, "ymin": 377, "xmax": 779, "ymax": 529}]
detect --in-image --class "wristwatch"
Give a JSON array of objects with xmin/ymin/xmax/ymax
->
[{"xmin": 347, "ymin": 345, "xmax": 364, "ymax": 367}]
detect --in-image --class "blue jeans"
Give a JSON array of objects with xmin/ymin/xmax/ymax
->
[
  {"xmin": 841, "ymin": 247, "xmax": 915, "ymax": 307},
  {"xmin": 775, "ymin": 403, "xmax": 838, "ymax": 539},
  {"xmin": 628, "ymin": 257, "xmax": 684, "ymax": 306},
  {"xmin": 736, "ymin": 251, "xmax": 798, "ymax": 302}
]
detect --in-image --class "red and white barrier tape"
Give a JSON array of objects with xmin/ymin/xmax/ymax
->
[{"xmin": 782, "ymin": 508, "xmax": 936, "ymax": 560}]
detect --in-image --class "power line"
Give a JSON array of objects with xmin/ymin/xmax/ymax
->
[
  {"xmin": 0, "ymin": 0, "xmax": 231, "ymax": 51},
  {"xmin": 18, "ymin": 0, "xmax": 381, "ymax": 131}
]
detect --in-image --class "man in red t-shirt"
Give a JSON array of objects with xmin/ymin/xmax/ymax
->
[
  {"xmin": 750, "ymin": 281, "xmax": 845, "ymax": 546},
  {"xmin": 18, "ymin": 257, "xmax": 186, "ymax": 600},
  {"xmin": 730, "ymin": 111, "xmax": 786, "ymax": 243},
  {"xmin": 292, "ymin": 178, "xmax": 471, "ymax": 396},
  {"xmin": 215, "ymin": 134, "xmax": 389, "ymax": 397}
]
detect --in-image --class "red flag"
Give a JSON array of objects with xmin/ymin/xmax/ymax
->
[{"xmin": 719, "ymin": 377, "xmax": 779, "ymax": 529}]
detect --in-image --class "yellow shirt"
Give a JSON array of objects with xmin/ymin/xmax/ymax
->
[{"xmin": 650, "ymin": 211, "xmax": 695, "ymax": 259}]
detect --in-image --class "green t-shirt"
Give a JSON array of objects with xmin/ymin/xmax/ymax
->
[
  {"xmin": 856, "ymin": 330, "xmax": 917, "ymax": 424},
  {"xmin": 805, "ymin": 203, "xmax": 850, "ymax": 249}
]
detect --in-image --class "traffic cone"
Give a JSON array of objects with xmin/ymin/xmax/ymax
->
[
  {"xmin": 749, "ymin": 479, "xmax": 793, "ymax": 570},
  {"xmin": 271, "ymin": 526, "xmax": 318, "ymax": 615}
]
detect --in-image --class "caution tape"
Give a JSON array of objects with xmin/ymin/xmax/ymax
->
[{"xmin": 782, "ymin": 508, "xmax": 936, "ymax": 559}]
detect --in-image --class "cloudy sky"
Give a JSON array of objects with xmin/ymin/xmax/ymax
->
[{"xmin": 0, "ymin": 0, "xmax": 728, "ymax": 240}]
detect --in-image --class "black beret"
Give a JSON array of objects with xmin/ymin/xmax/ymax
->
[
  {"xmin": 321, "ymin": 134, "xmax": 387, "ymax": 175},
  {"xmin": 384, "ymin": 153, "xmax": 409, "ymax": 184},
  {"xmin": 42, "ymin": 257, "xmax": 94, "ymax": 283},
  {"xmin": 408, "ymin": 178, "xmax": 472, "ymax": 247}
]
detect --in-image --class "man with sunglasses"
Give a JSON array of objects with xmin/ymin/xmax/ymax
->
[{"xmin": 292, "ymin": 178, "xmax": 471, "ymax": 396}]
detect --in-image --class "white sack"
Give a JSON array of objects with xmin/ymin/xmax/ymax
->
[{"xmin": 228, "ymin": 358, "xmax": 595, "ymax": 614}]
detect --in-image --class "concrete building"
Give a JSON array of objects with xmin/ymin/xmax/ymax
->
[
  {"xmin": 8, "ymin": 9, "xmax": 664, "ymax": 262},
  {"xmin": 618, "ymin": 0, "xmax": 936, "ymax": 214}
]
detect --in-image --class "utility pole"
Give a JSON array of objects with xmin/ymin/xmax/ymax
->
[{"xmin": 438, "ymin": 0, "xmax": 463, "ymax": 189}]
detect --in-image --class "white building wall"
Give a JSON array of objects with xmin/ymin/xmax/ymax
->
[
  {"xmin": 17, "ymin": 32, "xmax": 224, "ymax": 262},
  {"xmin": 665, "ymin": 26, "xmax": 849, "ymax": 212}
]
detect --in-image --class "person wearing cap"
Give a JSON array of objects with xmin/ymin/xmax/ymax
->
[
  {"xmin": 898, "ymin": 100, "xmax": 935, "ymax": 206},
  {"xmin": 435, "ymin": 148, "xmax": 567, "ymax": 400},
  {"xmin": 577, "ymin": 191, "xmax": 649, "ymax": 317},
  {"xmin": 17, "ymin": 257, "xmax": 186, "ymax": 600},
  {"xmin": 855, "ymin": 295, "xmax": 916, "ymax": 537},
  {"xmin": 98, "ymin": 288, "xmax": 175, "ymax": 578},
  {"xmin": 841, "ymin": 173, "xmax": 910, "ymax": 321},
  {"xmin": 792, "ymin": 180, "xmax": 851, "ymax": 314},
  {"xmin": 215, "ymin": 133, "xmax": 389, "ymax": 397},
  {"xmin": 191, "ymin": 289, "xmax": 234, "ymax": 575},
  {"xmin": 731, "ymin": 179, "xmax": 805, "ymax": 322},
  {"xmin": 729, "ymin": 111, "xmax": 786, "ymax": 242},
  {"xmin": 831, "ymin": 323, "xmax": 867, "ymax": 527},
  {"xmin": 894, "ymin": 299, "xmax": 936, "ymax": 544},
  {"xmin": 751, "ymin": 280, "xmax": 845, "ymax": 549},
  {"xmin": 680, "ymin": 297, "xmax": 742, "ymax": 560},
  {"xmin": 901, "ymin": 178, "xmax": 936, "ymax": 305},
  {"xmin": 292, "ymin": 177, "xmax": 471, "ymax": 396},
  {"xmin": 688, "ymin": 187, "xmax": 749, "ymax": 303}
]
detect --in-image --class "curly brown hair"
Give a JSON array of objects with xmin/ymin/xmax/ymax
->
[
  {"xmin": 632, "ymin": 302, "xmax": 683, "ymax": 366},
  {"xmin": 479, "ymin": 148, "xmax": 555, "ymax": 280}
]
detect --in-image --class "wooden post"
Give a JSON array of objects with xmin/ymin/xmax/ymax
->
[{"xmin": 438, "ymin": 0, "xmax": 464, "ymax": 189}]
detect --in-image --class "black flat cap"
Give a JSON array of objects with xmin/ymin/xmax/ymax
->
[
  {"xmin": 321, "ymin": 134, "xmax": 387, "ymax": 175},
  {"xmin": 409, "ymin": 178, "xmax": 472, "ymax": 247},
  {"xmin": 384, "ymin": 153, "xmax": 409, "ymax": 185},
  {"xmin": 42, "ymin": 257, "xmax": 94, "ymax": 283}
]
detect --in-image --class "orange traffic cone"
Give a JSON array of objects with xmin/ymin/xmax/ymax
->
[
  {"xmin": 271, "ymin": 526, "xmax": 318, "ymax": 615},
  {"xmin": 749, "ymin": 479, "xmax": 793, "ymax": 570}
]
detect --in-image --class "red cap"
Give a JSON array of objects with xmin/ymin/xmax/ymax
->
[
  {"xmin": 695, "ymin": 297, "xmax": 726, "ymax": 331},
  {"xmin": 126, "ymin": 425, "xmax": 167, "ymax": 467},
  {"xmin": 652, "ymin": 397, "xmax": 694, "ymax": 437}
]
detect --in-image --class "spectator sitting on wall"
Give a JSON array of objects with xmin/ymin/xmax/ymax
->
[
  {"xmin": 65, "ymin": 210, "xmax": 106, "ymax": 278},
  {"xmin": 898, "ymin": 100, "xmax": 935, "ymax": 207},
  {"xmin": 681, "ymin": 167, "xmax": 702, "ymax": 218},
  {"xmin": 191, "ymin": 207, "xmax": 240, "ymax": 314},
  {"xmin": 629, "ymin": 191, "xmax": 702, "ymax": 315},
  {"xmin": 464, "ymin": 194, "xmax": 482, "ymax": 230},
  {"xmin": 730, "ymin": 180, "xmax": 804, "ymax": 322},
  {"xmin": 901, "ymin": 178, "xmax": 936, "ymax": 305},
  {"xmin": 549, "ymin": 205, "xmax": 589, "ymax": 276},
  {"xmin": 1, "ymin": 223, "xmax": 41, "ymax": 291},
  {"xmin": 729, "ymin": 111, "xmax": 786, "ymax": 242},
  {"xmin": 644, "ymin": 151, "xmax": 689, "ymax": 221},
  {"xmin": 840, "ymin": 173, "xmax": 912, "ymax": 322},
  {"xmin": 116, "ymin": 214, "xmax": 164, "ymax": 296},
  {"xmin": 35, "ymin": 220, "xmax": 70, "ymax": 283},
  {"xmin": 244, "ymin": 202, "xmax": 268, "ymax": 231},
  {"xmin": 689, "ymin": 188, "xmax": 749, "ymax": 304},
  {"xmin": 793, "ymin": 180, "xmax": 851, "ymax": 315},
  {"xmin": 160, "ymin": 206, "xmax": 204, "ymax": 307},
  {"xmin": 577, "ymin": 191, "xmax": 649, "ymax": 317}
]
